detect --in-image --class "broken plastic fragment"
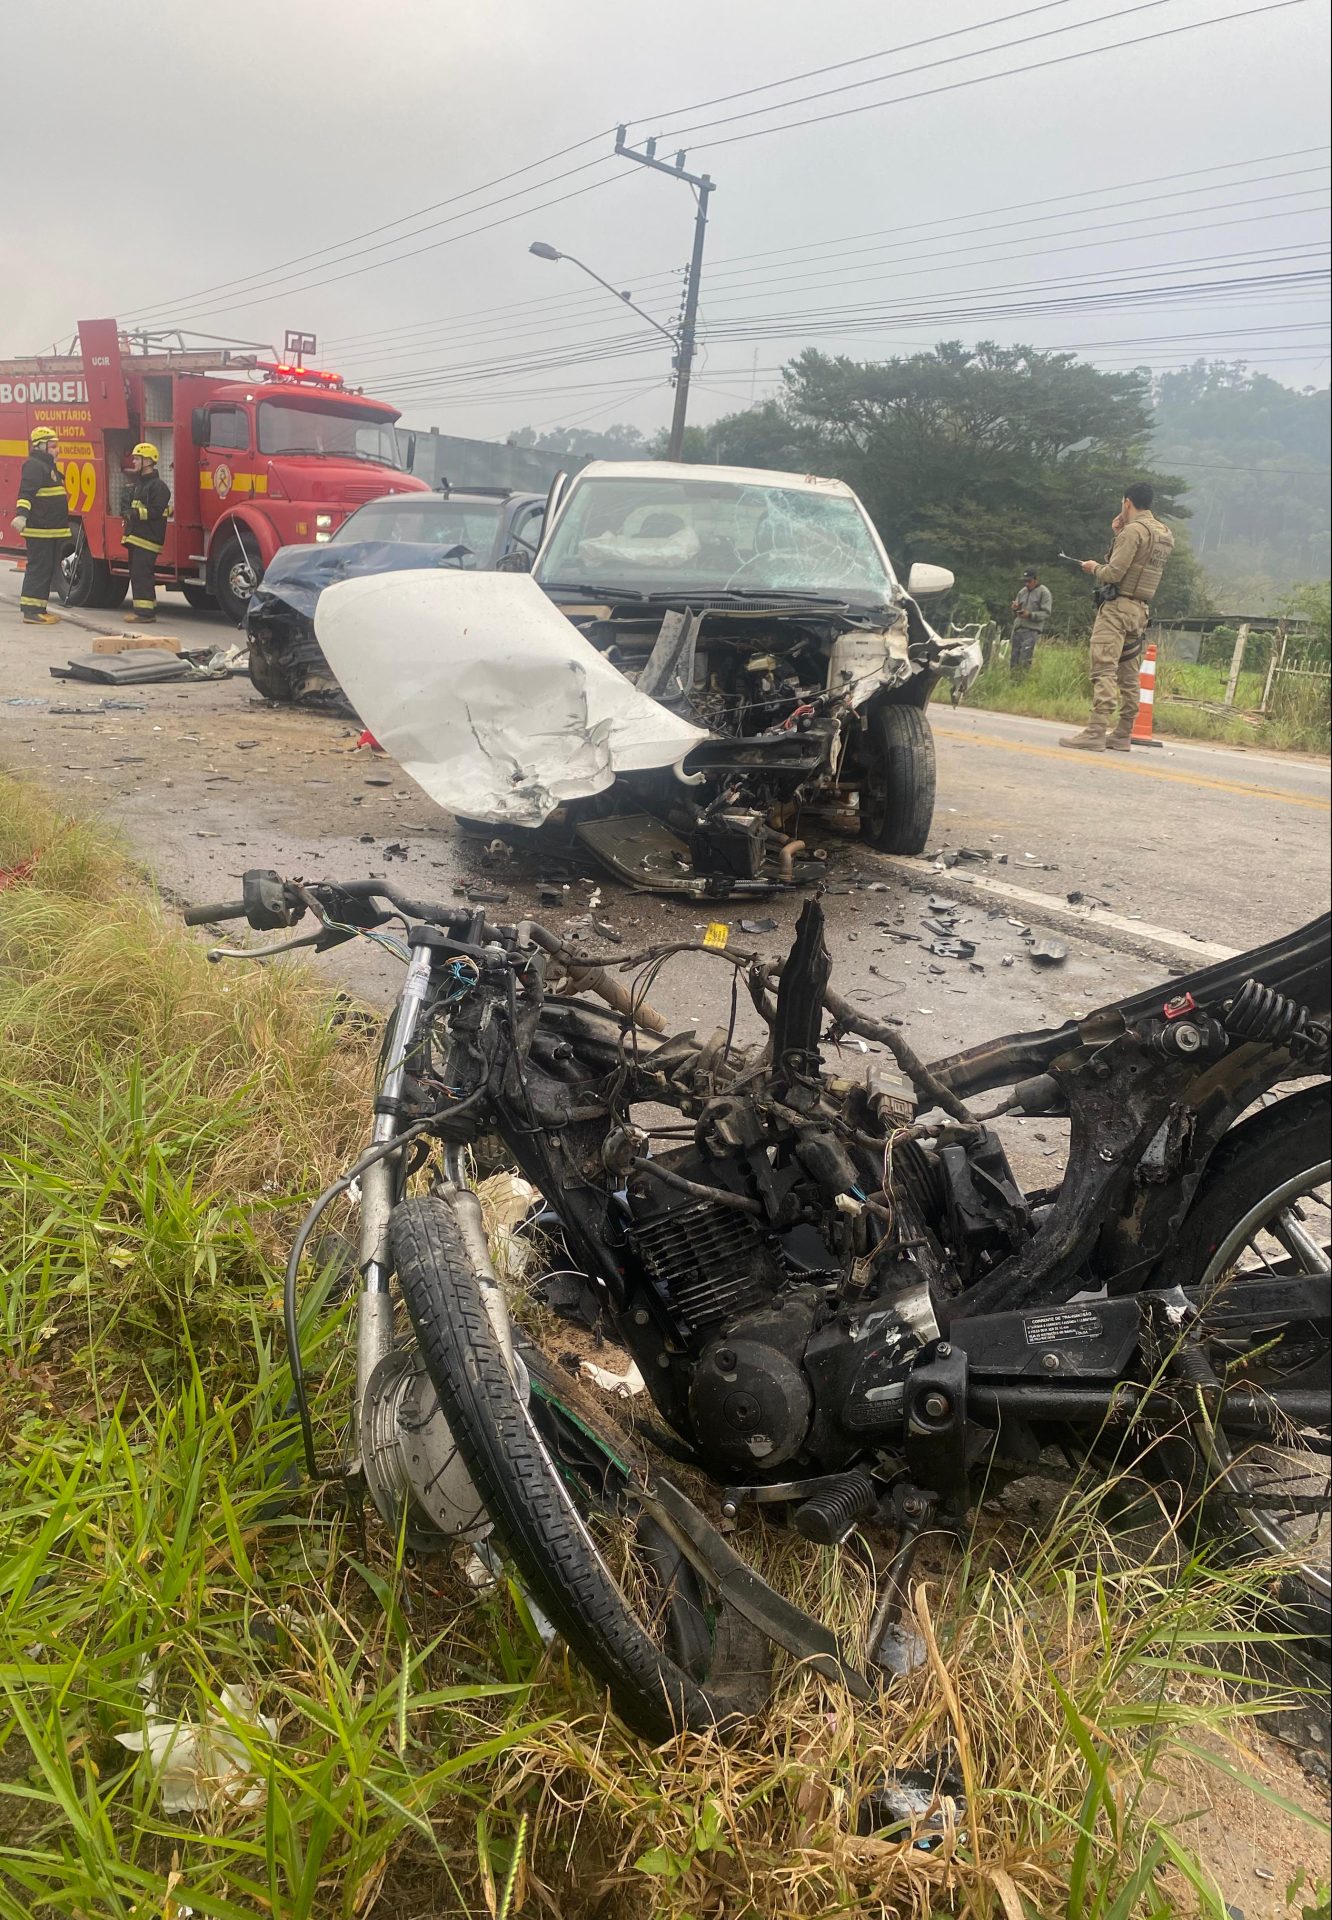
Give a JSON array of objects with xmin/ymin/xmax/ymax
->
[
  {"xmin": 579, "ymin": 1359, "xmax": 646, "ymax": 1398},
  {"xmin": 1029, "ymin": 940, "xmax": 1068, "ymax": 966},
  {"xmin": 115, "ymin": 1683, "xmax": 277, "ymax": 1814}
]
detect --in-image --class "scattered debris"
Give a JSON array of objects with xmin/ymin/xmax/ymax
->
[
  {"xmin": 579, "ymin": 1359, "xmax": 646, "ymax": 1398},
  {"xmin": 466, "ymin": 887, "xmax": 510, "ymax": 904},
  {"xmin": 927, "ymin": 938, "xmax": 976, "ymax": 961},
  {"xmin": 51, "ymin": 650, "xmax": 192, "ymax": 686},
  {"xmin": 364, "ymin": 775, "xmax": 392, "ymax": 788},
  {"xmin": 383, "ymin": 842, "xmax": 409, "ymax": 861},
  {"xmin": 115, "ymin": 1680, "xmax": 277, "ymax": 1814},
  {"xmin": 739, "ymin": 917, "xmax": 778, "ymax": 934},
  {"xmin": 1029, "ymin": 939, "xmax": 1068, "ymax": 967}
]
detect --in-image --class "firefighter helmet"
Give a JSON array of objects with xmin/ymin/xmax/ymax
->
[
  {"xmin": 132, "ymin": 442, "xmax": 160, "ymax": 462},
  {"xmin": 29, "ymin": 426, "xmax": 59, "ymax": 446}
]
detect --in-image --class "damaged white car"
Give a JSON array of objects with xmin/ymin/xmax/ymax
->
[{"xmin": 315, "ymin": 462, "xmax": 980, "ymax": 893}]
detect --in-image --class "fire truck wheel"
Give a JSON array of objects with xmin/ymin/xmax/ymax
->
[
  {"xmin": 180, "ymin": 584, "xmax": 220, "ymax": 612},
  {"xmin": 60, "ymin": 543, "xmax": 127, "ymax": 610},
  {"xmin": 210, "ymin": 532, "xmax": 262, "ymax": 626}
]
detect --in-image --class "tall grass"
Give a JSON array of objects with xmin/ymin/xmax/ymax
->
[
  {"xmin": 945, "ymin": 641, "xmax": 1330, "ymax": 753},
  {"xmin": 1, "ymin": 770, "xmax": 1325, "ymax": 1917}
]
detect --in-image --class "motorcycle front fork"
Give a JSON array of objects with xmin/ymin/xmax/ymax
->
[
  {"xmin": 348, "ymin": 944, "xmax": 519, "ymax": 1474},
  {"xmin": 351, "ymin": 944, "xmax": 434, "ymax": 1470}
]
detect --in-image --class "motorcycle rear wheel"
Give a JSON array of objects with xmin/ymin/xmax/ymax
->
[
  {"xmin": 1164, "ymin": 1090, "xmax": 1330, "ymax": 1638},
  {"xmin": 391, "ymin": 1193, "xmax": 772, "ymax": 1741}
]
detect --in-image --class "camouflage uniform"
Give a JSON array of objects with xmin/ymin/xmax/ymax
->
[{"xmin": 1084, "ymin": 511, "xmax": 1174, "ymax": 740}]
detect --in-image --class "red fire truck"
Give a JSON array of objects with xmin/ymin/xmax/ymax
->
[{"xmin": 0, "ymin": 318, "xmax": 428, "ymax": 623}]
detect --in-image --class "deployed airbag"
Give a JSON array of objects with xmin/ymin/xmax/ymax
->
[{"xmin": 315, "ymin": 570, "xmax": 707, "ymax": 826}]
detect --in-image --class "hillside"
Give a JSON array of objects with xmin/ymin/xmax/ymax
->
[{"xmin": 1150, "ymin": 361, "xmax": 1330, "ymax": 611}]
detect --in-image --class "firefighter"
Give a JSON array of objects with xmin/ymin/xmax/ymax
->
[
  {"xmin": 10, "ymin": 426, "xmax": 71, "ymax": 625},
  {"xmin": 122, "ymin": 443, "xmax": 172, "ymax": 622}
]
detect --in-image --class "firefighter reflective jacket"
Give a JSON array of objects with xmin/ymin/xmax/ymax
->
[
  {"xmin": 124, "ymin": 470, "xmax": 171, "ymax": 553},
  {"xmin": 16, "ymin": 452, "xmax": 71, "ymax": 539}
]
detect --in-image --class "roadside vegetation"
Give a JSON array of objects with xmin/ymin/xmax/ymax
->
[
  {"xmin": 1, "ymin": 771, "xmax": 1327, "ymax": 1919},
  {"xmin": 942, "ymin": 637, "xmax": 1332, "ymax": 754}
]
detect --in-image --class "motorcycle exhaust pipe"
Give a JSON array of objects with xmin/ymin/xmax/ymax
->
[{"xmin": 973, "ymin": 1380, "xmax": 1330, "ymax": 1442}]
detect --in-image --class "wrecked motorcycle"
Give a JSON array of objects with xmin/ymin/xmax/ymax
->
[{"xmin": 185, "ymin": 875, "xmax": 1331, "ymax": 1740}]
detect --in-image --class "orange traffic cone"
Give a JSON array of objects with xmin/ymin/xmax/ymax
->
[{"xmin": 1131, "ymin": 643, "xmax": 1162, "ymax": 747}]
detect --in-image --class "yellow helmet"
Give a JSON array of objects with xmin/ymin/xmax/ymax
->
[
  {"xmin": 132, "ymin": 441, "xmax": 159, "ymax": 461},
  {"xmin": 30, "ymin": 426, "xmax": 59, "ymax": 446}
]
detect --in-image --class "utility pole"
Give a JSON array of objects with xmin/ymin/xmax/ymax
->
[{"xmin": 614, "ymin": 128, "xmax": 714, "ymax": 461}]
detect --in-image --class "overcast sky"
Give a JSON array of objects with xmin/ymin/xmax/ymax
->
[{"xmin": 3, "ymin": 0, "xmax": 1328, "ymax": 446}]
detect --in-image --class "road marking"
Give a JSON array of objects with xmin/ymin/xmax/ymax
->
[
  {"xmin": 875, "ymin": 856, "xmax": 1237, "ymax": 964},
  {"xmin": 934, "ymin": 725, "xmax": 1330, "ymax": 811}
]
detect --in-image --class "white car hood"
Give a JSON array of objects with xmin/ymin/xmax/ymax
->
[{"xmin": 314, "ymin": 570, "xmax": 707, "ymax": 827}]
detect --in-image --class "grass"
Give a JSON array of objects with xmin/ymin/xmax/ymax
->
[
  {"xmin": 943, "ymin": 641, "xmax": 1331, "ymax": 754},
  {"xmin": 1, "ymin": 769, "xmax": 1327, "ymax": 1918}
]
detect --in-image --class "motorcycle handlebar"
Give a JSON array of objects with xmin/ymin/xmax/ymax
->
[{"xmin": 182, "ymin": 899, "xmax": 249, "ymax": 926}]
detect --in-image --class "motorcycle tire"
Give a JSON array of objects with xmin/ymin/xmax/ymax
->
[
  {"xmin": 391, "ymin": 1193, "xmax": 772, "ymax": 1742},
  {"xmin": 858, "ymin": 702, "xmax": 936, "ymax": 856},
  {"xmin": 1162, "ymin": 1086, "xmax": 1331, "ymax": 1638}
]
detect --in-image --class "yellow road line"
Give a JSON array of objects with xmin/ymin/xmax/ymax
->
[{"xmin": 934, "ymin": 725, "xmax": 1330, "ymax": 811}]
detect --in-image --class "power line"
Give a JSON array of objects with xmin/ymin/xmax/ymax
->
[
  {"xmin": 360, "ymin": 247, "xmax": 1330, "ymax": 391},
  {"xmin": 322, "ymin": 143, "xmax": 1328, "ymax": 354},
  {"xmin": 158, "ymin": 171, "xmax": 633, "ymax": 330},
  {"xmin": 120, "ymin": 134, "xmax": 619, "ymax": 324},
  {"xmin": 652, "ymin": 0, "xmax": 1183, "ymax": 143},
  {"xmin": 673, "ymin": 0, "xmax": 1317, "ymax": 152},
  {"xmin": 341, "ymin": 182, "xmax": 1329, "ymax": 374},
  {"xmin": 349, "ymin": 212, "xmax": 1328, "ymax": 387},
  {"xmin": 125, "ymin": 1, "xmax": 1095, "ymax": 326},
  {"xmin": 135, "ymin": 2, "xmax": 1313, "ymax": 332}
]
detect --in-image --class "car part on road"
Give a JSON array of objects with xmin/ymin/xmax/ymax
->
[{"xmin": 50, "ymin": 650, "xmax": 194, "ymax": 685}]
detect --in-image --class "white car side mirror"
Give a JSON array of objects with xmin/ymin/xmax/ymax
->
[{"xmin": 906, "ymin": 562, "xmax": 955, "ymax": 597}]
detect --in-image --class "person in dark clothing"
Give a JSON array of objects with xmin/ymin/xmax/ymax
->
[
  {"xmin": 10, "ymin": 426, "xmax": 70, "ymax": 624},
  {"xmin": 123, "ymin": 443, "xmax": 172, "ymax": 622}
]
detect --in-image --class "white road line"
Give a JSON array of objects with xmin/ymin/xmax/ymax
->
[{"xmin": 874, "ymin": 856, "xmax": 1237, "ymax": 964}]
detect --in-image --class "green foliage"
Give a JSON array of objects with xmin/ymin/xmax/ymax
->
[
  {"xmin": 1152, "ymin": 361, "xmax": 1330, "ymax": 610},
  {"xmin": 3, "ymin": 775, "xmax": 1327, "ymax": 1916},
  {"xmin": 506, "ymin": 419, "xmax": 651, "ymax": 460},
  {"xmin": 646, "ymin": 342, "xmax": 1215, "ymax": 624},
  {"xmin": 946, "ymin": 639, "xmax": 1329, "ymax": 751},
  {"xmin": 1280, "ymin": 579, "xmax": 1332, "ymax": 661}
]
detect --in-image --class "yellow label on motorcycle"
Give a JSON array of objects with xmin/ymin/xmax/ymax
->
[{"xmin": 703, "ymin": 922, "xmax": 730, "ymax": 951}]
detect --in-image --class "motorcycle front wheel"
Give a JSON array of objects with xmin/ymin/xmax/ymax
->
[{"xmin": 391, "ymin": 1194, "xmax": 772, "ymax": 1742}]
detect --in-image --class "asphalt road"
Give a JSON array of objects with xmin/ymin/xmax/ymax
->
[{"xmin": 3, "ymin": 585, "xmax": 1328, "ymax": 1094}]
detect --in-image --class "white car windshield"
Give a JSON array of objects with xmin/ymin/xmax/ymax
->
[{"xmin": 536, "ymin": 475, "xmax": 896, "ymax": 602}]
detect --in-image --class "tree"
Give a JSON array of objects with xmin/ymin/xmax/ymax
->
[
  {"xmin": 671, "ymin": 342, "xmax": 1206, "ymax": 621},
  {"xmin": 1151, "ymin": 361, "xmax": 1330, "ymax": 610},
  {"xmin": 503, "ymin": 421, "xmax": 651, "ymax": 460}
]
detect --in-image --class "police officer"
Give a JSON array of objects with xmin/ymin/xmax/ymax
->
[
  {"xmin": 1009, "ymin": 566, "xmax": 1052, "ymax": 675},
  {"xmin": 1061, "ymin": 482, "xmax": 1174, "ymax": 753},
  {"xmin": 10, "ymin": 426, "xmax": 71, "ymax": 625},
  {"xmin": 123, "ymin": 443, "xmax": 171, "ymax": 623}
]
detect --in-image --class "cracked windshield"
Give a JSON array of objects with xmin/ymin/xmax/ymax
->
[{"xmin": 535, "ymin": 474, "xmax": 896, "ymax": 600}]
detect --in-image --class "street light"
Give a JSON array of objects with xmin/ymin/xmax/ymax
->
[{"xmin": 528, "ymin": 240, "xmax": 684, "ymax": 443}]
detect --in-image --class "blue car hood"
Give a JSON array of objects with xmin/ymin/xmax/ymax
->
[{"xmin": 252, "ymin": 541, "xmax": 473, "ymax": 620}]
